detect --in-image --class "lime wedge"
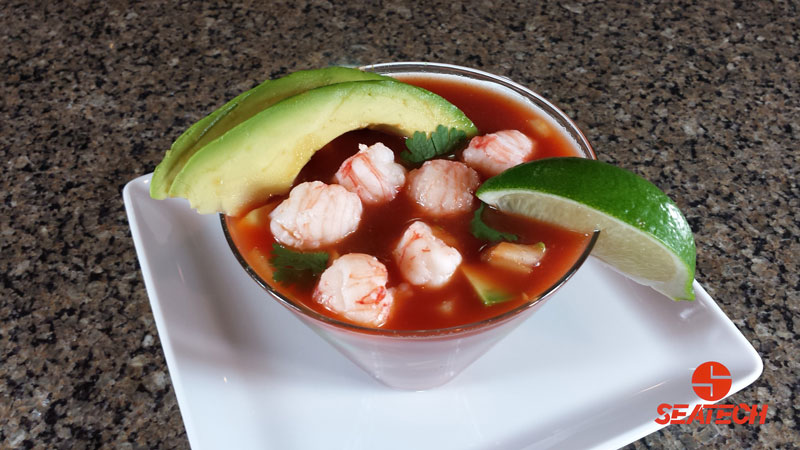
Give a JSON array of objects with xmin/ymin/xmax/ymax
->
[{"xmin": 476, "ymin": 157, "xmax": 696, "ymax": 300}]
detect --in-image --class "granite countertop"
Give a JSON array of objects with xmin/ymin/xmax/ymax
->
[{"xmin": 1, "ymin": 0, "xmax": 797, "ymax": 448}]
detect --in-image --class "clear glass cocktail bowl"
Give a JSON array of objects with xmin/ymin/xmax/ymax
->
[{"xmin": 222, "ymin": 62, "xmax": 597, "ymax": 390}]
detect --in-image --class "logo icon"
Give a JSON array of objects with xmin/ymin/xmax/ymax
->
[
  {"xmin": 691, "ymin": 361, "xmax": 732, "ymax": 402},
  {"xmin": 655, "ymin": 361, "xmax": 767, "ymax": 426}
]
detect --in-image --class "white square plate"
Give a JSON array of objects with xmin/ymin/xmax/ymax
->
[{"xmin": 123, "ymin": 174, "xmax": 762, "ymax": 450}]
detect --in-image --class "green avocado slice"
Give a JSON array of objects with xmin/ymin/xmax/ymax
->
[
  {"xmin": 150, "ymin": 67, "xmax": 390, "ymax": 199},
  {"xmin": 168, "ymin": 79, "xmax": 478, "ymax": 216}
]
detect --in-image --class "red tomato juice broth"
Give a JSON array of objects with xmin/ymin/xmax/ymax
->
[{"xmin": 225, "ymin": 73, "xmax": 590, "ymax": 331}]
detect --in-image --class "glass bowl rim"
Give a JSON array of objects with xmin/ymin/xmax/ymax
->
[
  {"xmin": 360, "ymin": 61, "xmax": 596, "ymax": 161},
  {"xmin": 221, "ymin": 61, "xmax": 599, "ymax": 338}
]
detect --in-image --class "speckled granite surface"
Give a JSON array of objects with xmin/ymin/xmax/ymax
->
[{"xmin": 1, "ymin": 0, "xmax": 797, "ymax": 448}]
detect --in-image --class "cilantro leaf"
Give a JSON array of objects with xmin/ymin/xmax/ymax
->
[
  {"xmin": 269, "ymin": 243, "xmax": 329, "ymax": 285},
  {"xmin": 470, "ymin": 203, "xmax": 519, "ymax": 242},
  {"xmin": 400, "ymin": 125, "xmax": 468, "ymax": 164}
]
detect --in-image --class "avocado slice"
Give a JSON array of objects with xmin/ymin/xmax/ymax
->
[
  {"xmin": 168, "ymin": 79, "xmax": 478, "ymax": 215},
  {"xmin": 150, "ymin": 67, "xmax": 390, "ymax": 199},
  {"xmin": 461, "ymin": 265, "xmax": 514, "ymax": 305}
]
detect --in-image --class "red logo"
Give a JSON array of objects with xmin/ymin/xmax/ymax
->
[
  {"xmin": 691, "ymin": 361, "xmax": 732, "ymax": 401},
  {"xmin": 655, "ymin": 361, "xmax": 767, "ymax": 426}
]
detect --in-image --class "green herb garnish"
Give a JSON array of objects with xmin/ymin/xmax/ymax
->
[
  {"xmin": 400, "ymin": 125, "xmax": 468, "ymax": 164},
  {"xmin": 470, "ymin": 203, "xmax": 519, "ymax": 242},
  {"xmin": 269, "ymin": 243, "xmax": 329, "ymax": 285}
]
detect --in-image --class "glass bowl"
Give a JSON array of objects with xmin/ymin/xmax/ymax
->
[{"xmin": 221, "ymin": 62, "xmax": 597, "ymax": 390}]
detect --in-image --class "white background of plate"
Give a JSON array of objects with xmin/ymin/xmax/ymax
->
[{"xmin": 124, "ymin": 174, "xmax": 762, "ymax": 450}]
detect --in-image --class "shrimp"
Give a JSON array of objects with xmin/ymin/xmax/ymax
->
[
  {"xmin": 481, "ymin": 242, "xmax": 546, "ymax": 273},
  {"xmin": 461, "ymin": 130, "xmax": 535, "ymax": 177},
  {"xmin": 393, "ymin": 221, "xmax": 462, "ymax": 288},
  {"xmin": 334, "ymin": 142, "xmax": 407, "ymax": 205},
  {"xmin": 313, "ymin": 253, "xmax": 394, "ymax": 327},
  {"xmin": 269, "ymin": 181, "xmax": 362, "ymax": 250},
  {"xmin": 405, "ymin": 159, "xmax": 480, "ymax": 216}
]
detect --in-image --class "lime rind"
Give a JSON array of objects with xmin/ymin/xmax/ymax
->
[{"xmin": 477, "ymin": 158, "xmax": 696, "ymax": 301}]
